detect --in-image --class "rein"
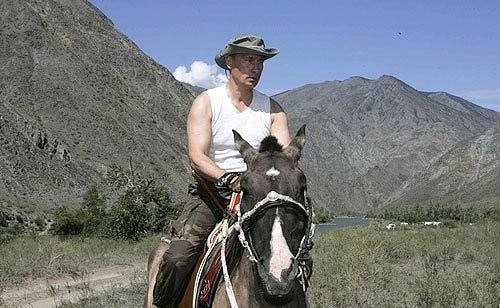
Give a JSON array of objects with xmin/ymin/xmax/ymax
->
[{"xmin": 192, "ymin": 170, "xmax": 226, "ymax": 215}]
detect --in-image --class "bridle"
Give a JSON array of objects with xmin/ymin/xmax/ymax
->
[
  {"xmin": 235, "ymin": 190, "xmax": 315, "ymax": 267},
  {"xmin": 219, "ymin": 189, "xmax": 315, "ymax": 308}
]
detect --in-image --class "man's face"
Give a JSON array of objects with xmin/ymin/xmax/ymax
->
[{"xmin": 228, "ymin": 54, "xmax": 265, "ymax": 87}]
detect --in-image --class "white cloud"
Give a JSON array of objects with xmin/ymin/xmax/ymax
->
[{"xmin": 173, "ymin": 61, "xmax": 227, "ymax": 89}]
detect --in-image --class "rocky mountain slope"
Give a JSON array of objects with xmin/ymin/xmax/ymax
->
[
  {"xmin": 274, "ymin": 76, "xmax": 499, "ymax": 213},
  {"xmin": 389, "ymin": 122, "xmax": 499, "ymax": 205},
  {"xmin": 0, "ymin": 0, "xmax": 193, "ymax": 209}
]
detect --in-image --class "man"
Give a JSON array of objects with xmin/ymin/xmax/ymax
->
[{"xmin": 153, "ymin": 33, "xmax": 291, "ymax": 307}]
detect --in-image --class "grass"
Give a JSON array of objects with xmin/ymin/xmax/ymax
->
[
  {"xmin": 1, "ymin": 222, "xmax": 498, "ymax": 307},
  {"xmin": 308, "ymin": 220, "xmax": 500, "ymax": 307},
  {"xmin": 0, "ymin": 234, "xmax": 158, "ymax": 289}
]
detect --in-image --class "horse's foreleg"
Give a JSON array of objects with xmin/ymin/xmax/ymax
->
[{"xmin": 144, "ymin": 241, "xmax": 170, "ymax": 308}]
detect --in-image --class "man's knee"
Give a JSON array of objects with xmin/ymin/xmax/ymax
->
[{"xmin": 163, "ymin": 239, "xmax": 200, "ymax": 266}]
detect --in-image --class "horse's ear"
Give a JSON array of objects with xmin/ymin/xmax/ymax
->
[
  {"xmin": 233, "ymin": 130, "xmax": 258, "ymax": 165},
  {"xmin": 284, "ymin": 124, "xmax": 306, "ymax": 163}
]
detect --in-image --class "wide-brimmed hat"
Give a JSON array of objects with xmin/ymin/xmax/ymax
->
[{"xmin": 215, "ymin": 34, "xmax": 279, "ymax": 70}]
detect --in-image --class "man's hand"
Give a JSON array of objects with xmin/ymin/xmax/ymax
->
[{"xmin": 217, "ymin": 172, "xmax": 241, "ymax": 192}]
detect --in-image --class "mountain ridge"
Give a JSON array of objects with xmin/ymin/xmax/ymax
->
[{"xmin": 274, "ymin": 76, "xmax": 498, "ymax": 213}]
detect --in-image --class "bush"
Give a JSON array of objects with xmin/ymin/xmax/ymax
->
[
  {"xmin": 49, "ymin": 164, "xmax": 180, "ymax": 240},
  {"xmin": 442, "ymin": 219, "xmax": 458, "ymax": 228},
  {"xmin": 107, "ymin": 192, "xmax": 151, "ymax": 241},
  {"xmin": 106, "ymin": 184, "xmax": 179, "ymax": 241},
  {"xmin": 315, "ymin": 206, "xmax": 334, "ymax": 223},
  {"xmin": 80, "ymin": 186, "xmax": 108, "ymax": 236},
  {"xmin": 145, "ymin": 186, "xmax": 179, "ymax": 233},
  {"xmin": 0, "ymin": 229, "xmax": 14, "ymax": 245},
  {"xmin": 51, "ymin": 206, "xmax": 84, "ymax": 235},
  {"xmin": 103, "ymin": 163, "xmax": 179, "ymax": 240},
  {"xmin": 382, "ymin": 201, "xmax": 500, "ymax": 224}
]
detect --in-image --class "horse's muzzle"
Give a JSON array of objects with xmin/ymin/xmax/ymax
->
[{"xmin": 256, "ymin": 258, "xmax": 300, "ymax": 304}]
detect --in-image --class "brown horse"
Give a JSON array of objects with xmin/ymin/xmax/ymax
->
[{"xmin": 145, "ymin": 125, "xmax": 314, "ymax": 308}]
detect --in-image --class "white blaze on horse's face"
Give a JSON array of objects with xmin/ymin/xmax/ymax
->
[
  {"xmin": 269, "ymin": 208, "xmax": 293, "ymax": 281},
  {"xmin": 265, "ymin": 166, "xmax": 280, "ymax": 179}
]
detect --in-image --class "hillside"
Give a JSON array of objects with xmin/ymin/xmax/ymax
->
[
  {"xmin": 0, "ymin": 0, "xmax": 193, "ymax": 209},
  {"xmin": 274, "ymin": 76, "xmax": 499, "ymax": 213},
  {"xmin": 389, "ymin": 122, "xmax": 499, "ymax": 205}
]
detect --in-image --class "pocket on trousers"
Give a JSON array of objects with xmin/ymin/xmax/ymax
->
[{"xmin": 170, "ymin": 197, "xmax": 200, "ymax": 239}]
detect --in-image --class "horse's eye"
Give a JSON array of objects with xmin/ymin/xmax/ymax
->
[{"xmin": 290, "ymin": 221, "xmax": 305, "ymax": 235}]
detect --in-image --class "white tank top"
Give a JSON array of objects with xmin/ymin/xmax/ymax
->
[{"xmin": 207, "ymin": 84, "xmax": 271, "ymax": 172}]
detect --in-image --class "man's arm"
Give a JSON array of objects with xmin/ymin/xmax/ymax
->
[
  {"xmin": 270, "ymin": 99, "xmax": 291, "ymax": 147},
  {"xmin": 186, "ymin": 92, "xmax": 226, "ymax": 182}
]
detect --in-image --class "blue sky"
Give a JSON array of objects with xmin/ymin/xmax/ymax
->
[{"xmin": 88, "ymin": 0, "xmax": 500, "ymax": 111}]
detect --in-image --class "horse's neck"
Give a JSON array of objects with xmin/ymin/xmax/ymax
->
[{"xmin": 212, "ymin": 256, "xmax": 255, "ymax": 308}]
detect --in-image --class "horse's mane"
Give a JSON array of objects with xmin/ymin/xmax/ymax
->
[{"xmin": 259, "ymin": 136, "xmax": 283, "ymax": 153}]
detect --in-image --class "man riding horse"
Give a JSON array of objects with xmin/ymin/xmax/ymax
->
[{"xmin": 152, "ymin": 33, "xmax": 311, "ymax": 307}]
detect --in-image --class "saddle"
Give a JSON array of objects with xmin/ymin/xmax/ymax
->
[{"xmin": 193, "ymin": 192, "xmax": 243, "ymax": 307}]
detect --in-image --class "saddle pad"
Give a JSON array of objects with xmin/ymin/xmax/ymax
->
[
  {"xmin": 195, "ymin": 192, "xmax": 242, "ymax": 307},
  {"xmin": 196, "ymin": 230, "xmax": 240, "ymax": 307}
]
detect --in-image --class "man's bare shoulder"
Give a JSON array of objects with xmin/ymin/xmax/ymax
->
[{"xmin": 190, "ymin": 91, "xmax": 211, "ymax": 110}]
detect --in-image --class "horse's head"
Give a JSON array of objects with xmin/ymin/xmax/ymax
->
[{"xmin": 233, "ymin": 125, "xmax": 313, "ymax": 304}]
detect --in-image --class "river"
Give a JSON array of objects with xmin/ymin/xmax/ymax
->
[{"xmin": 315, "ymin": 217, "xmax": 368, "ymax": 234}]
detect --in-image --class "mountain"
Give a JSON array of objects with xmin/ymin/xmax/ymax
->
[
  {"xmin": 388, "ymin": 122, "xmax": 499, "ymax": 205},
  {"xmin": 1, "ymin": 0, "xmax": 498, "ymax": 218},
  {"xmin": 274, "ymin": 76, "xmax": 499, "ymax": 213},
  {"xmin": 0, "ymin": 0, "xmax": 194, "ymax": 209},
  {"xmin": 423, "ymin": 92, "xmax": 499, "ymax": 121}
]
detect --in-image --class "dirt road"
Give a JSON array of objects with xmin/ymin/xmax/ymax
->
[{"xmin": 1, "ymin": 265, "xmax": 141, "ymax": 308}]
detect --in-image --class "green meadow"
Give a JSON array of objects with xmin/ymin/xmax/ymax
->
[{"xmin": 1, "ymin": 220, "xmax": 498, "ymax": 307}]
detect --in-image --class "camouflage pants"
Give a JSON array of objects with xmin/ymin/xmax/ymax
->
[{"xmin": 152, "ymin": 181, "xmax": 232, "ymax": 308}]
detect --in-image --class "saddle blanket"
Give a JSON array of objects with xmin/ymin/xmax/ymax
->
[{"xmin": 194, "ymin": 192, "xmax": 242, "ymax": 307}]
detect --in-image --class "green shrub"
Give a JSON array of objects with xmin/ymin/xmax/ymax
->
[
  {"xmin": 106, "ymin": 185, "xmax": 179, "ymax": 241},
  {"xmin": 80, "ymin": 186, "xmax": 108, "ymax": 236},
  {"xmin": 51, "ymin": 206, "xmax": 84, "ymax": 235},
  {"xmin": 315, "ymin": 206, "xmax": 334, "ymax": 223},
  {"xmin": 147, "ymin": 186, "xmax": 179, "ymax": 233},
  {"xmin": 442, "ymin": 219, "xmax": 458, "ymax": 228},
  {"xmin": 48, "ymin": 164, "xmax": 179, "ymax": 240},
  {"xmin": 104, "ymin": 163, "xmax": 179, "ymax": 240},
  {"xmin": 382, "ymin": 201, "xmax": 500, "ymax": 224},
  {"xmin": 0, "ymin": 229, "xmax": 14, "ymax": 245},
  {"xmin": 107, "ymin": 191, "xmax": 152, "ymax": 241}
]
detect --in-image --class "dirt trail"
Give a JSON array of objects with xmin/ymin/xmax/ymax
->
[{"xmin": 1, "ymin": 265, "xmax": 141, "ymax": 308}]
